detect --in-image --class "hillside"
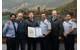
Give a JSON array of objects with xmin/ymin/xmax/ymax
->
[
  {"xmin": 55, "ymin": 0, "xmax": 77, "ymax": 17},
  {"xmin": 2, "ymin": 0, "xmax": 74, "ymax": 12}
]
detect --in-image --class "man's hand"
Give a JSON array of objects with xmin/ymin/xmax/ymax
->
[
  {"xmin": 59, "ymin": 36, "xmax": 62, "ymax": 39},
  {"xmin": 43, "ymin": 32, "xmax": 49, "ymax": 36},
  {"xmin": 43, "ymin": 31, "xmax": 51, "ymax": 37},
  {"xmin": 64, "ymin": 33, "xmax": 68, "ymax": 37}
]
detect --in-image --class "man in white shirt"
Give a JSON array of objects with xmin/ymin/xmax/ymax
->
[
  {"xmin": 40, "ymin": 14, "xmax": 51, "ymax": 36},
  {"xmin": 3, "ymin": 13, "xmax": 18, "ymax": 50},
  {"xmin": 40, "ymin": 13, "xmax": 51, "ymax": 50},
  {"xmin": 63, "ymin": 14, "xmax": 77, "ymax": 50}
]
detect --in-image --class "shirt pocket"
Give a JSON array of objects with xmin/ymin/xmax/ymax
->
[{"xmin": 68, "ymin": 23, "xmax": 72, "ymax": 28}]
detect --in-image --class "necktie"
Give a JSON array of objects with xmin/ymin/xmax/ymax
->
[{"xmin": 12, "ymin": 22, "xmax": 17, "ymax": 33}]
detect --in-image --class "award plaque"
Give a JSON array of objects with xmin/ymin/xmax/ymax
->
[{"xmin": 28, "ymin": 27, "xmax": 43, "ymax": 38}]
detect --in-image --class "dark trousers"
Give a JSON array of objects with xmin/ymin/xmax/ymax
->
[
  {"xmin": 27, "ymin": 38, "xmax": 37, "ymax": 50},
  {"xmin": 37, "ymin": 37, "xmax": 45, "ymax": 50},
  {"xmin": 16, "ymin": 39, "xmax": 26, "ymax": 50},
  {"xmin": 6, "ymin": 37, "xmax": 17, "ymax": 50},
  {"xmin": 50, "ymin": 35, "xmax": 59, "ymax": 50},
  {"xmin": 64, "ymin": 34, "xmax": 75, "ymax": 50},
  {"xmin": 40, "ymin": 36, "xmax": 52, "ymax": 50}
]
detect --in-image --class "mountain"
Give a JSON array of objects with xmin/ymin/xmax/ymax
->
[{"xmin": 2, "ymin": 0, "xmax": 74, "ymax": 12}]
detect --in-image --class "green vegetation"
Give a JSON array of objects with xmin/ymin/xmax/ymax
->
[
  {"xmin": 55, "ymin": 0, "xmax": 76, "ymax": 16},
  {"xmin": 2, "ymin": 0, "xmax": 76, "ymax": 25},
  {"xmin": 2, "ymin": 15, "xmax": 9, "ymax": 25}
]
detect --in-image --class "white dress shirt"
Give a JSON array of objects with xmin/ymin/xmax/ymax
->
[
  {"xmin": 63, "ymin": 20, "xmax": 77, "ymax": 34},
  {"xmin": 40, "ymin": 19, "xmax": 51, "ymax": 37},
  {"xmin": 3, "ymin": 20, "xmax": 18, "ymax": 38}
]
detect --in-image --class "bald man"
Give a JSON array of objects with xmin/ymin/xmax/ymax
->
[
  {"xmin": 16, "ymin": 12, "xmax": 27, "ymax": 50},
  {"xmin": 48, "ymin": 10, "xmax": 64, "ymax": 50}
]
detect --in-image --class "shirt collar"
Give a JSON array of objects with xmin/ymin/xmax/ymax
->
[
  {"xmin": 52, "ymin": 16, "xmax": 57, "ymax": 21},
  {"xmin": 42, "ymin": 19, "xmax": 48, "ymax": 22}
]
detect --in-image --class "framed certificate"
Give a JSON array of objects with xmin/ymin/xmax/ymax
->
[
  {"xmin": 28, "ymin": 27, "xmax": 43, "ymax": 38},
  {"xmin": 35, "ymin": 27, "xmax": 43, "ymax": 37},
  {"xmin": 28, "ymin": 27, "xmax": 36, "ymax": 37}
]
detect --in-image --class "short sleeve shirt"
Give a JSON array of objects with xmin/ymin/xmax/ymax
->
[
  {"xmin": 63, "ymin": 20, "xmax": 77, "ymax": 34},
  {"xmin": 40, "ymin": 19, "xmax": 51, "ymax": 35}
]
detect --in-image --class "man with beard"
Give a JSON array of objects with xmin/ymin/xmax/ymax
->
[{"xmin": 3, "ymin": 13, "xmax": 18, "ymax": 50}]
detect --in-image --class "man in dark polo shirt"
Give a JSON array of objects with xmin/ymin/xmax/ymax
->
[
  {"xmin": 26, "ymin": 12, "xmax": 39, "ymax": 50},
  {"xmin": 16, "ymin": 12, "xmax": 27, "ymax": 50}
]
